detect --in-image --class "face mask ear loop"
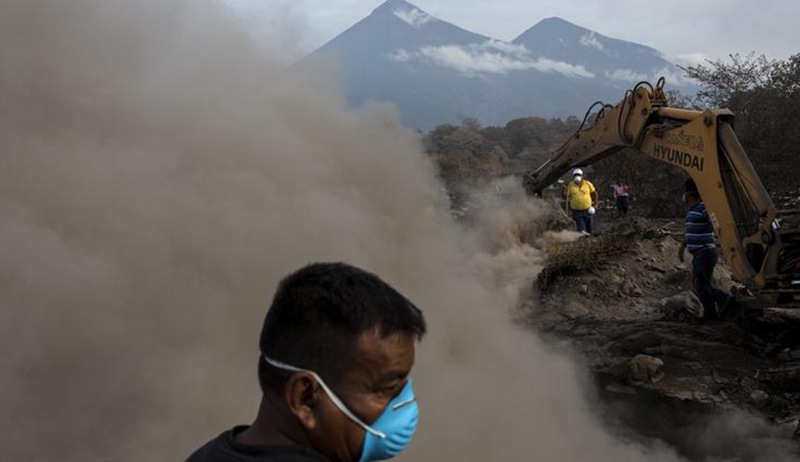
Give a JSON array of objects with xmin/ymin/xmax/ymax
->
[
  {"xmin": 262, "ymin": 355, "xmax": 387, "ymax": 439},
  {"xmin": 391, "ymin": 395, "xmax": 416, "ymax": 411}
]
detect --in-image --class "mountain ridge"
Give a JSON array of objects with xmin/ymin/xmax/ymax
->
[{"xmin": 297, "ymin": 0, "xmax": 693, "ymax": 128}]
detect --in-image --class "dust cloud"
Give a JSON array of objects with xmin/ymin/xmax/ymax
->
[
  {"xmin": 0, "ymin": 1, "xmax": 777, "ymax": 461},
  {"xmin": 461, "ymin": 178, "xmax": 581, "ymax": 315}
]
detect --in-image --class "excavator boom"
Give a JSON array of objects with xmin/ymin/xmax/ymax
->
[{"xmin": 524, "ymin": 79, "xmax": 800, "ymax": 306}]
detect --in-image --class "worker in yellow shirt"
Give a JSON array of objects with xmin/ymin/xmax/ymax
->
[{"xmin": 566, "ymin": 168, "xmax": 598, "ymax": 234}]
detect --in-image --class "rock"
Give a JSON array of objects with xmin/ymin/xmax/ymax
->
[
  {"xmin": 579, "ymin": 284, "xmax": 589, "ymax": 296},
  {"xmin": 686, "ymin": 361, "xmax": 704, "ymax": 371},
  {"xmin": 712, "ymin": 369, "xmax": 728, "ymax": 384},
  {"xmin": 750, "ymin": 389, "xmax": 769, "ymax": 404},
  {"xmin": 661, "ymin": 291, "xmax": 702, "ymax": 319},
  {"xmin": 629, "ymin": 354, "xmax": 665, "ymax": 384},
  {"xmin": 560, "ymin": 301, "xmax": 589, "ymax": 319},
  {"xmin": 618, "ymin": 280, "xmax": 644, "ymax": 298},
  {"xmin": 693, "ymin": 391, "xmax": 713, "ymax": 403},
  {"xmin": 645, "ymin": 263, "xmax": 667, "ymax": 273}
]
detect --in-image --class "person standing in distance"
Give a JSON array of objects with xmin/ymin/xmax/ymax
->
[
  {"xmin": 566, "ymin": 168, "xmax": 598, "ymax": 235},
  {"xmin": 187, "ymin": 262, "xmax": 427, "ymax": 462},
  {"xmin": 613, "ymin": 180, "xmax": 630, "ymax": 217}
]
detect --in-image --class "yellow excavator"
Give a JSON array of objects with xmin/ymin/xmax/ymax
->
[{"xmin": 523, "ymin": 78, "xmax": 800, "ymax": 307}]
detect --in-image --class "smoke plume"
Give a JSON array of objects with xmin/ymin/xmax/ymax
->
[{"xmin": 0, "ymin": 1, "xmax": 792, "ymax": 461}]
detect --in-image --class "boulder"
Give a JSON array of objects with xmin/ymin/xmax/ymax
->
[
  {"xmin": 629, "ymin": 354, "xmax": 665, "ymax": 384},
  {"xmin": 661, "ymin": 291, "xmax": 702, "ymax": 320}
]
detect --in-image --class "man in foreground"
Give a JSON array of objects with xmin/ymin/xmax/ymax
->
[
  {"xmin": 188, "ymin": 262, "xmax": 427, "ymax": 462},
  {"xmin": 566, "ymin": 168, "xmax": 598, "ymax": 234},
  {"xmin": 678, "ymin": 181, "xmax": 730, "ymax": 320}
]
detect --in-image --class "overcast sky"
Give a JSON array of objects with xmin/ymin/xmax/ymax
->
[{"xmin": 227, "ymin": 0, "xmax": 799, "ymax": 65}]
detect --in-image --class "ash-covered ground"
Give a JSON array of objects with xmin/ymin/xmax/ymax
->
[{"xmin": 522, "ymin": 208, "xmax": 800, "ymax": 460}]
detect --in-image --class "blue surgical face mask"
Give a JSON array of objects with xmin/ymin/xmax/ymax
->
[{"xmin": 263, "ymin": 355, "xmax": 419, "ymax": 462}]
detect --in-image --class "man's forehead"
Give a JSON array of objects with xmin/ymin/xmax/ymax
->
[
  {"xmin": 355, "ymin": 329, "xmax": 413, "ymax": 358},
  {"xmin": 348, "ymin": 330, "xmax": 415, "ymax": 378}
]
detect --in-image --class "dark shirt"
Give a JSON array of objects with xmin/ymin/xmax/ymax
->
[
  {"xmin": 685, "ymin": 202, "xmax": 715, "ymax": 253},
  {"xmin": 187, "ymin": 426, "xmax": 330, "ymax": 462}
]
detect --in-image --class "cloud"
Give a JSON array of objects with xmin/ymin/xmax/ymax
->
[
  {"xmin": 532, "ymin": 56, "xmax": 595, "ymax": 78},
  {"xmin": 482, "ymin": 39, "xmax": 530, "ymax": 57},
  {"xmin": 389, "ymin": 48, "xmax": 413, "ymax": 62},
  {"xmin": 580, "ymin": 33, "xmax": 604, "ymax": 51},
  {"xmin": 393, "ymin": 7, "xmax": 432, "ymax": 28},
  {"xmin": 605, "ymin": 68, "xmax": 648, "ymax": 82},
  {"xmin": 389, "ymin": 40, "xmax": 595, "ymax": 78},
  {"xmin": 604, "ymin": 66, "xmax": 697, "ymax": 88}
]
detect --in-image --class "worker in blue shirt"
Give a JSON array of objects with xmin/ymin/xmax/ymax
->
[{"xmin": 678, "ymin": 181, "xmax": 730, "ymax": 320}]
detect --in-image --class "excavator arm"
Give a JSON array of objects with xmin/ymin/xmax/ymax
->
[{"xmin": 524, "ymin": 79, "xmax": 800, "ymax": 306}]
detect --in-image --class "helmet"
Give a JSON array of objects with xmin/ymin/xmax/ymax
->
[{"xmin": 572, "ymin": 168, "xmax": 584, "ymax": 177}]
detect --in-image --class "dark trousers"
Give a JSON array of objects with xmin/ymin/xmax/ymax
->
[
  {"xmin": 691, "ymin": 247, "xmax": 729, "ymax": 319},
  {"xmin": 616, "ymin": 196, "xmax": 629, "ymax": 215},
  {"xmin": 571, "ymin": 209, "xmax": 593, "ymax": 234}
]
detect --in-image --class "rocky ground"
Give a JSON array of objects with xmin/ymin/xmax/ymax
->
[{"xmin": 522, "ymin": 213, "xmax": 800, "ymax": 459}]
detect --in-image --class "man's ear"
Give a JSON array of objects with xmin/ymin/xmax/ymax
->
[{"xmin": 284, "ymin": 373, "xmax": 323, "ymax": 431}]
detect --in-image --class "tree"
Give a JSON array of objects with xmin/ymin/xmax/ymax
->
[
  {"xmin": 772, "ymin": 53, "xmax": 800, "ymax": 96},
  {"xmin": 460, "ymin": 117, "xmax": 481, "ymax": 132},
  {"xmin": 680, "ymin": 51, "xmax": 800, "ymax": 194},
  {"xmin": 680, "ymin": 53, "xmax": 777, "ymax": 108}
]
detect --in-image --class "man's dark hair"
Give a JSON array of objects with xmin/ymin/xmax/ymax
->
[
  {"xmin": 685, "ymin": 178, "xmax": 701, "ymax": 200},
  {"xmin": 258, "ymin": 262, "xmax": 426, "ymax": 391},
  {"xmin": 685, "ymin": 178, "xmax": 699, "ymax": 194}
]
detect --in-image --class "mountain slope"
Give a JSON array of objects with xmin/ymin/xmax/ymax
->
[
  {"xmin": 513, "ymin": 17, "xmax": 679, "ymax": 85},
  {"xmin": 296, "ymin": 1, "xmax": 692, "ymax": 129},
  {"xmin": 314, "ymin": 0, "xmax": 491, "ymax": 57}
]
